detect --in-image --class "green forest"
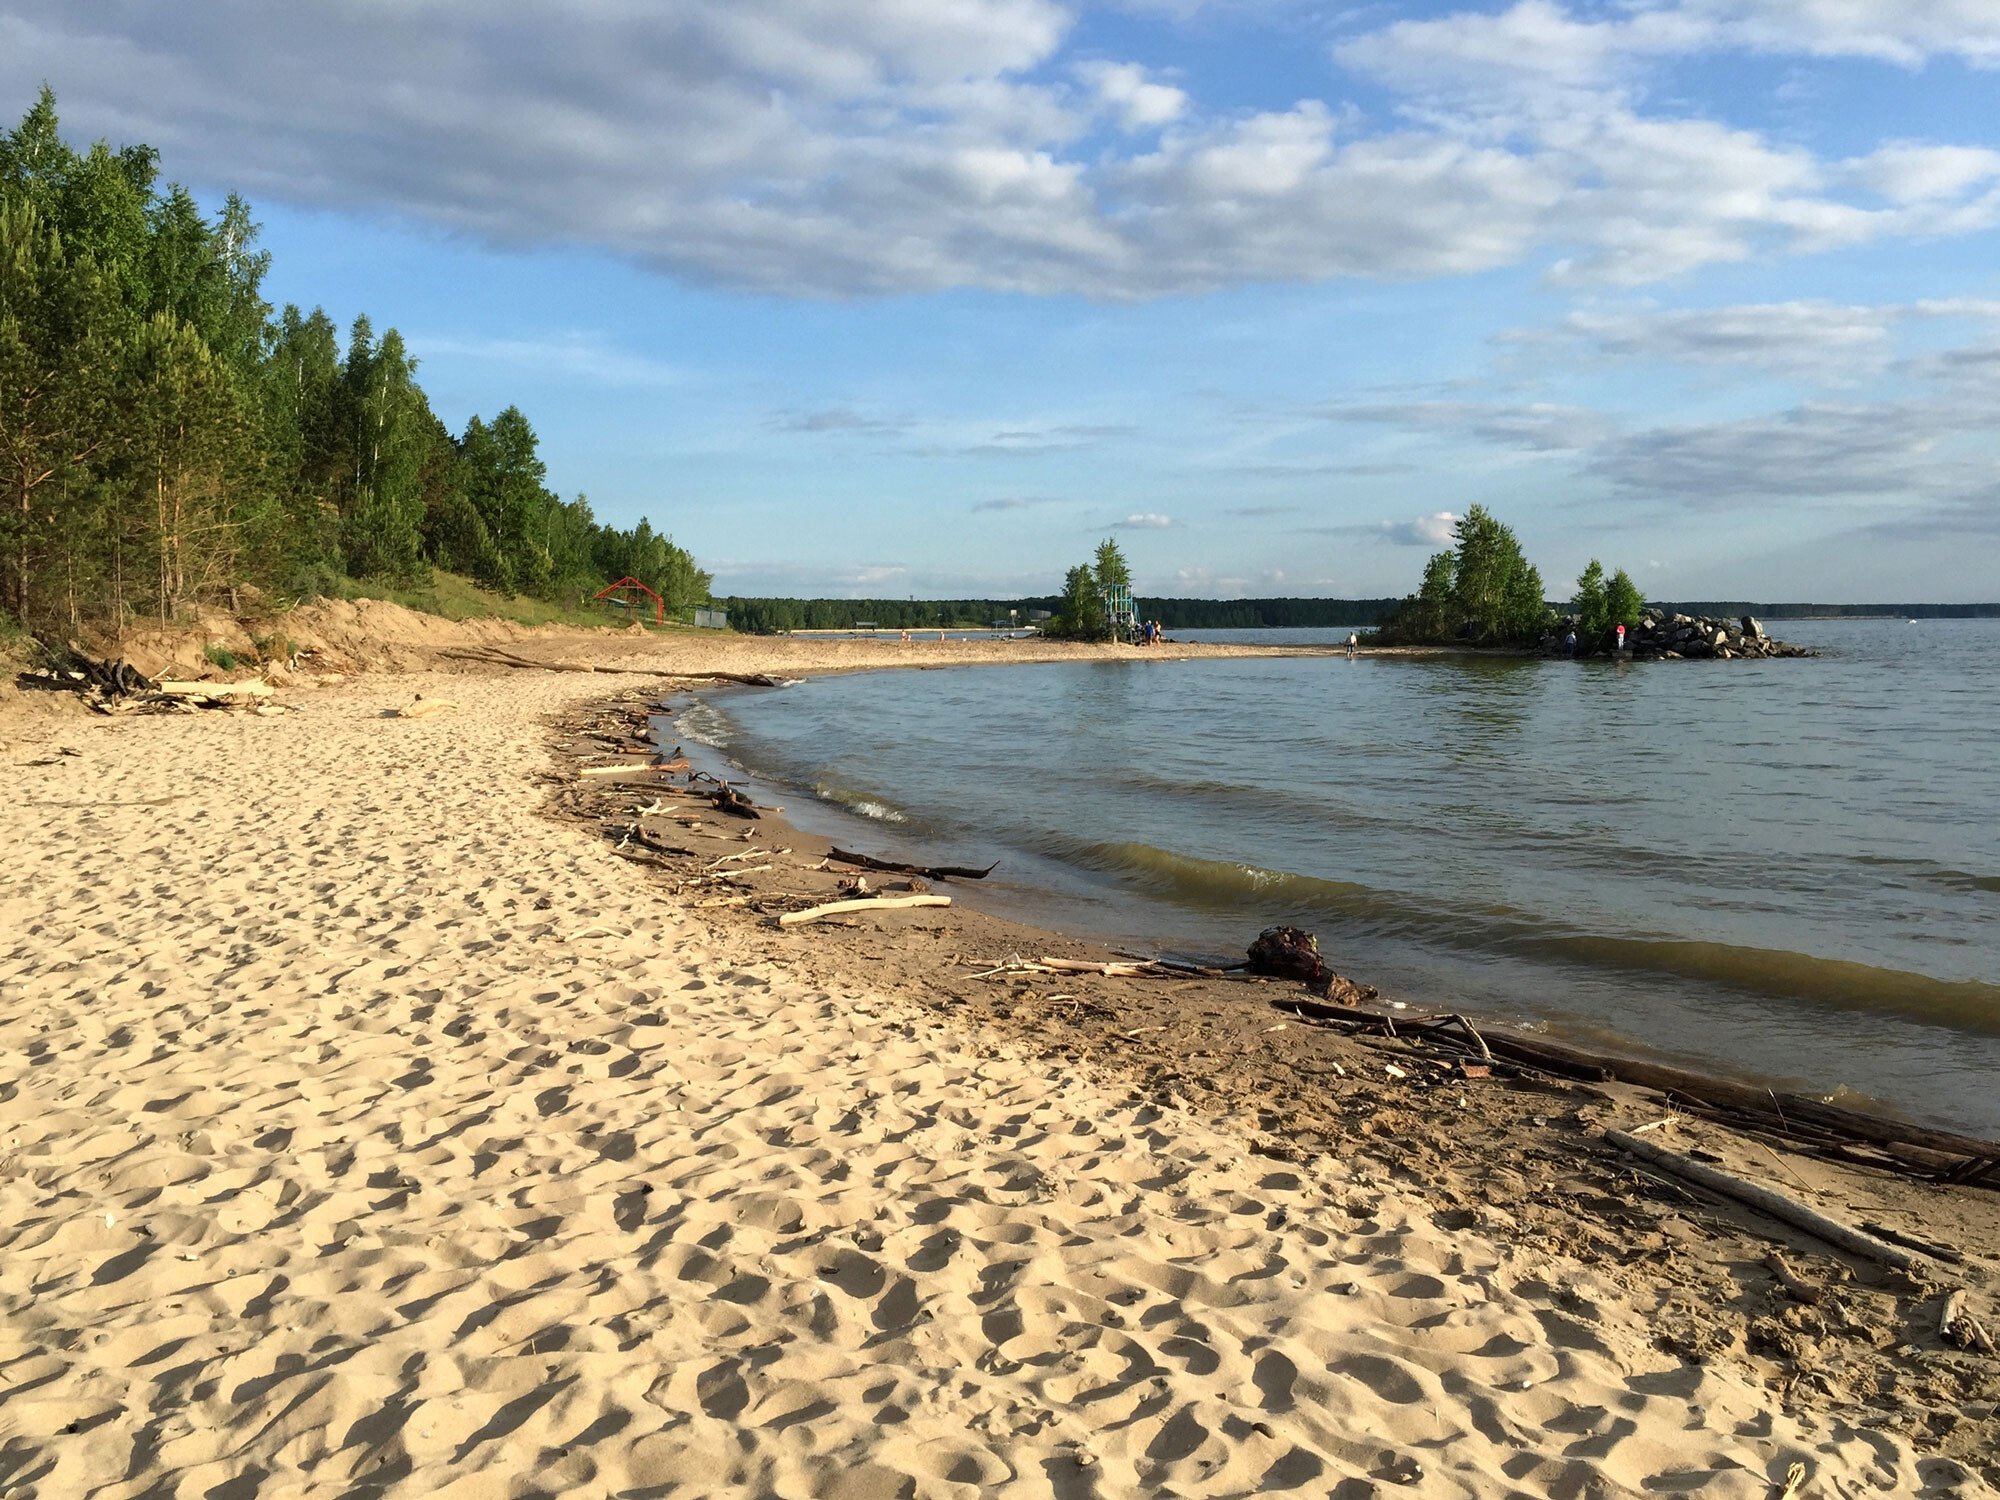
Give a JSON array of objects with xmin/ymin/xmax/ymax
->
[
  {"xmin": 0, "ymin": 90, "xmax": 707, "ymax": 638},
  {"xmin": 717, "ymin": 593, "xmax": 1400, "ymax": 635}
]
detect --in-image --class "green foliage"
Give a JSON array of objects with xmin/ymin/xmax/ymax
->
[
  {"xmin": 1381, "ymin": 506, "xmax": 1550, "ymax": 646},
  {"xmin": 713, "ymin": 595, "xmax": 1399, "ymax": 636},
  {"xmin": 1604, "ymin": 568, "xmax": 1644, "ymax": 633},
  {"xmin": 1573, "ymin": 559, "xmax": 1609, "ymax": 647},
  {"xmin": 1092, "ymin": 538, "xmax": 1132, "ymax": 593},
  {"xmin": 1569, "ymin": 560, "xmax": 1646, "ymax": 652},
  {"xmin": 1057, "ymin": 563, "xmax": 1105, "ymax": 640},
  {"xmin": 0, "ymin": 90, "xmax": 709, "ymax": 637},
  {"xmin": 203, "ymin": 642, "xmax": 239, "ymax": 670}
]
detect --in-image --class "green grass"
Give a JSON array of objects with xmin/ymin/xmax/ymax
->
[
  {"xmin": 203, "ymin": 643, "xmax": 241, "ymax": 670},
  {"xmin": 339, "ymin": 570, "xmax": 698, "ymax": 632}
]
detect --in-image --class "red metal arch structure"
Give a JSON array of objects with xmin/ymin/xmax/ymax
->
[{"xmin": 593, "ymin": 576, "xmax": 664, "ymax": 625}]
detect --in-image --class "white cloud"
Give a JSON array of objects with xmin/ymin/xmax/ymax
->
[
  {"xmin": 7, "ymin": 0, "xmax": 2000, "ymax": 297},
  {"xmin": 1529, "ymin": 297, "xmax": 2000, "ymax": 383},
  {"xmin": 1844, "ymin": 143, "xmax": 2000, "ymax": 205},
  {"xmin": 1116, "ymin": 512, "xmax": 1176, "ymax": 528},
  {"xmin": 1380, "ymin": 510, "xmax": 1460, "ymax": 546},
  {"xmin": 1078, "ymin": 61, "xmax": 1187, "ymax": 130}
]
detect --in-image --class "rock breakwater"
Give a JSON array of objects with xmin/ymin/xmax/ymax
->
[{"xmin": 1553, "ymin": 612, "xmax": 1813, "ymax": 659}]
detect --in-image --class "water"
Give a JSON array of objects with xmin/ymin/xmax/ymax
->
[{"xmin": 677, "ymin": 619, "xmax": 2000, "ymax": 1135}]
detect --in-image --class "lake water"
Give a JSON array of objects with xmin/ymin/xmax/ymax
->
[{"xmin": 675, "ymin": 619, "xmax": 2000, "ymax": 1135}]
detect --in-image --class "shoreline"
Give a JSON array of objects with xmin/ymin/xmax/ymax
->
[
  {"xmin": 547, "ymin": 676, "xmax": 2000, "ymax": 1481},
  {"xmin": 3, "ymin": 639, "xmax": 1996, "ymax": 1492}
]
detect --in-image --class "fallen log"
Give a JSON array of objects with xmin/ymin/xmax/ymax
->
[
  {"xmin": 672, "ymin": 671, "xmax": 797, "ymax": 687},
  {"xmin": 829, "ymin": 846, "xmax": 997, "ymax": 881},
  {"xmin": 778, "ymin": 894, "xmax": 952, "ymax": 927},
  {"xmin": 1604, "ymin": 1127, "xmax": 1932, "ymax": 1272},
  {"xmin": 154, "ymin": 679, "xmax": 276, "ymax": 703}
]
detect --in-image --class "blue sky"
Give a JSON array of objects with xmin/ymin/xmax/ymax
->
[{"xmin": 6, "ymin": 0, "xmax": 1999, "ymax": 600}]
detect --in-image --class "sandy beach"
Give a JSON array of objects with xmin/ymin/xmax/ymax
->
[{"xmin": 2, "ymin": 634, "xmax": 1995, "ymax": 1497}]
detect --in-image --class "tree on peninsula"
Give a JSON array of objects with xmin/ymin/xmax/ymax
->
[
  {"xmin": 1049, "ymin": 536, "xmax": 1135, "ymax": 640},
  {"xmin": 1381, "ymin": 505, "xmax": 1549, "ymax": 645},
  {"xmin": 1572, "ymin": 559, "xmax": 1646, "ymax": 651}
]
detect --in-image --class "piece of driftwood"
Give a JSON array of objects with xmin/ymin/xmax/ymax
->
[
  {"xmin": 393, "ymin": 698, "xmax": 460, "ymax": 719},
  {"xmin": 711, "ymin": 785, "xmax": 760, "ymax": 819},
  {"xmin": 1764, "ymin": 1251, "xmax": 1824, "ymax": 1304},
  {"xmin": 778, "ymin": 894, "xmax": 952, "ymax": 927},
  {"xmin": 156, "ymin": 678, "xmax": 275, "ymax": 701},
  {"xmin": 1860, "ymin": 1220, "xmax": 1964, "ymax": 1264},
  {"xmin": 1941, "ymin": 1290, "xmax": 1996, "ymax": 1355},
  {"xmin": 672, "ymin": 671, "xmax": 795, "ymax": 687},
  {"xmin": 1040, "ymin": 957, "xmax": 1157, "ymax": 978},
  {"xmin": 829, "ymin": 846, "xmax": 997, "ymax": 881},
  {"xmin": 1604, "ymin": 1127, "xmax": 1931, "ymax": 1272},
  {"xmin": 579, "ymin": 763, "xmax": 667, "ymax": 778}
]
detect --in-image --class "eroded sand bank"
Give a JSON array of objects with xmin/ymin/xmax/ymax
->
[{"xmin": 1, "ymin": 668, "xmax": 1988, "ymax": 1497}]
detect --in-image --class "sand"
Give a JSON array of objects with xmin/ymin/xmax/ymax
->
[{"xmin": 1, "ymin": 659, "xmax": 1992, "ymax": 1497}]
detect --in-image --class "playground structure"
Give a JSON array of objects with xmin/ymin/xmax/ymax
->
[
  {"xmin": 592, "ymin": 576, "xmax": 664, "ymax": 625},
  {"xmin": 1102, "ymin": 583, "xmax": 1138, "ymax": 642}
]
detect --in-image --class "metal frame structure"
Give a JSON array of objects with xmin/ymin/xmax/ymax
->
[{"xmin": 592, "ymin": 576, "xmax": 664, "ymax": 625}]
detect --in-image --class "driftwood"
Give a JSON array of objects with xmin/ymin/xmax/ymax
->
[
  {"xmin": 393, "ymin": 698, "xmax": 459, "ymax": 719},
  {"xmin": 1941, "ymin": 1290, "xmax": 1996, "ymax": 1355},
  {"xmin": 1275, "ymin": 997, "xmax": 2000, "ymax": 1187},
  {"xmin": 444, "ymin": 649, "xmax": 795, "ymax": 688},
  {"xmin": 778, "ymin": 894, "xmax": 952, "ymax": 927},
  {"xmin": 32, "ymin": 641, "xmax": 156, "ymax": 697},
  {"xmin": 672, "ymin": 671, "xmax": 795, "ymax": 687},
  {"xmin": 1604, "ymin": 1127, "xmax": 1932, "ymax": 1272},
  {"xmin": 711, "ymin": 785, "xmax": 760, "ymax": 819},
  {"xmin": 1040, "ymin": 957, "xmax": 1159, "ymax": 978},
  {"xmin": 156, "ymin": 679, "xmax": 274, "ymax": 701},
  {"xmin": 829, "ymin": 846, "xmax": 997, "ymax": 881}
]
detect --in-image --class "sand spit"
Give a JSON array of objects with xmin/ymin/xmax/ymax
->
[{"xmin": 1, "ymin": 670, "xmax": 1990, "ymax": 1497}]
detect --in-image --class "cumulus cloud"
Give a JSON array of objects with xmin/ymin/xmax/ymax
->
[
  {"xmin": 1114, "ymin": 512, "xmax": 1176, "ymax": 528},
  {"xmin": 7, "ymin": 0, "xmax": 2000, "ymax": 298},
  {"xmin": 1078, "ymin": 60, "xmax": 1187, "ymax": 130},
  {"xmin": 1380, "ymin": 510, "xmax": 1460, "ymax": 546}
]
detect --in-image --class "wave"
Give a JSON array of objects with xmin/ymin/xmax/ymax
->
[
  {"xmin": 1069, "ymin": 840, "xmax": 2000, "ymax": 1035},
  {"xmin": 810, "ymin": 779, "xmax": 907, "ymax": 823},
  {"xmin": 668, "ymin": 700, "xmax": 733, "ymax": 749}
]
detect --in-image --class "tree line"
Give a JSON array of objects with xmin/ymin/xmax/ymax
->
[{"xmin": 0, "ymin": 89, "xmax": 707, "ymax": 637}]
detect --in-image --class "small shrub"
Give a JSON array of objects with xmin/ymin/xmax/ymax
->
[{"xmin": 204, "ymin": 643, "xmax": 240, "ymax": 671}]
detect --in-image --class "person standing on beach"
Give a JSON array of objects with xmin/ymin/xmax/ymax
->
[{"xmin": 1346, "ymin": 632, "xmax": 1358, "ymax": 658}]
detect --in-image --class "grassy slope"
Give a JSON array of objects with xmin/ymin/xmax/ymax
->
[{"xmin": 339, "ymin": 571, "xmax": 694, "ymax": 632}]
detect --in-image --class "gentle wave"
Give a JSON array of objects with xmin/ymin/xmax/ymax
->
[
  {"xmin": 811, "ymin": 780, "xmax": 907, "ymax": 823},
  {"xmin": 1069, "ymin": 840, "xmax": 2000, "ymax": 1035},
  {"xmin": 669, "ymin": 700, "xmax": 732, "ymax": 749}
]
